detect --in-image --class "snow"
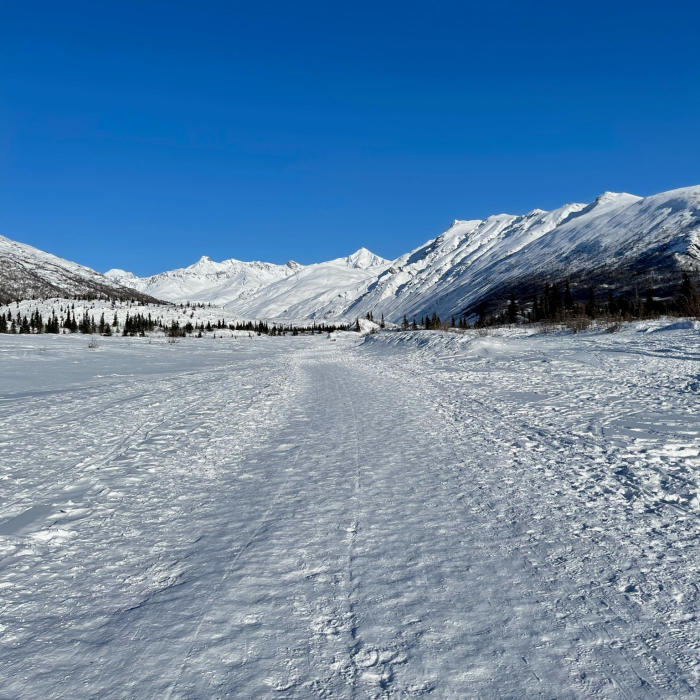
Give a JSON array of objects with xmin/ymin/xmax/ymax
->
[
  {"xmin": 97, "ymin": 186, "xmax": 700, "ymax": 323},
  {"xmin": 3, "ymin": 185, "xmax": 699, "ymax": 322},
  {"xmin": 222, "ymin": 254, "xmax": 389, "ymax": 321},
  {"xmin": 1, "ymin": 322, "xmax": 698, "ymax": 697},
  {"xmin": 105, "ymin": 248, "xmax": 391, "ymax": 315},
  {"xmin": 0, "ymin": 298, "xmax": 249, "ymax": 335},
  {"xmin": 0, "ymin": 235, "xmax": 148, "ymax": 302},
  {"xmin": 348, "ymin": 187, "xmax": 700, "ymax": 322},
  {"xmin": 105, "ymin": 256, "xmax": 298, "ymax": 306}
]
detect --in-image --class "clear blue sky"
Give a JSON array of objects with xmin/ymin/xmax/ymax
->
[{"xmin": 2, "ymin": 1, "xmax": 699, "ymax": 275}]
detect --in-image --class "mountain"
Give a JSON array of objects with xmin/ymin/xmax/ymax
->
[
  {"xmin": 105, "ymin": 256, "xmax": 300, "ymax": 305},
  {"xmin": 346, "ymin": 186, "xmax": 700, "ymax": 320},
  {"xmin": 4, "ymin": 185, "xmax": 699, "ymax": 320},
  {"xmin": 0, "ymin": 234, "xmax": 161, "ymax": 305},
  {"xmin": 222, "ymin": 248, "xmax": 391, "ymax": 319},
  {"xmin": 107, "ymin": 248, "xmax": 391, "ymax": 318}
]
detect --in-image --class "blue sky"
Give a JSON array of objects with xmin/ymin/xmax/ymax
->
[{"xmin": 2, "ymin": 1, "xmax": 699, "ymax": 274}]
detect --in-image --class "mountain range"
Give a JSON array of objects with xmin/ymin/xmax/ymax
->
[{"xmin": 2, "ymin": 185, "xmax": 699, "ymax": 321}]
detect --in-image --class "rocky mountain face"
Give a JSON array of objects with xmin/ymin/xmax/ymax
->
[{"xmin": 0, "ymin": 234, "xmax": 161, "ymax": 305}]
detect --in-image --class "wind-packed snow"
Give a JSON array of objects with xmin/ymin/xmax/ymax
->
[{"xmin": 1, "ymin": 322, "xmax": 698, "ymax": 697}]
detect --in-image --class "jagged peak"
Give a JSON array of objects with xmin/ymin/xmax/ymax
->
[{"xmin": 345, "ymin": 247, "xmax": 388, "ymax": 269}]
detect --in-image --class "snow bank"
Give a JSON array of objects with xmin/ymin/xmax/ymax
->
[{"xmin": 361, "ymin": 330, "xmax": 516, "ymax": 359}]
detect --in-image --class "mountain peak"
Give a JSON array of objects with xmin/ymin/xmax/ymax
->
[
  {"xmin": 345, "ymin": 248, "xmax": 388, "ymax": 269},
  {"xmin": 593, "ymin": 191, "xmax": 639, "ymax": 207},
  {"xmin": 105, "ymin": 268, "xmax": 136, "ymax": 280}
]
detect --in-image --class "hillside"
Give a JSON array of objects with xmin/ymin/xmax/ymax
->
[
  {"xmin": 347, "ymin": 186, "xmax": 700, "ymax": 321},
  {"xmin": 0, "ymin": 234, "xmax": 162, "ymax": 305}
]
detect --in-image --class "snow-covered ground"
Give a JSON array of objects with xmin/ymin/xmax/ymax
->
[
  {"xmin": 0, "ymin": 298, "xmax": 348, "ymax": 334},
  {"xmin": 0, "ymin": 321, "xmax": 698, "ymax": 697}
]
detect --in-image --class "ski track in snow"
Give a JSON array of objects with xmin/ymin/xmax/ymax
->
[{"xmin": 0, "ymin": 326, "xmax": 698, "ymax": 698}]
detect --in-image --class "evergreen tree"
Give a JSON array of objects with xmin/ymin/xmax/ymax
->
[
  {"xmin": 644, "ymin": 289, "xmax": 655, "ymax": 317},
  {"xmin": 563, "ymin": 280, "xmax": 574, "ymax": 312},
  {"xmin": 679, "ymin": 272, "xmax": 700, "ymax": 316},
  {"xmin": 585, "ymin": 287, "xmax": 596, "ymax": 318},
  {"xmin": 549, "ymin": 282, "xmax": 562, "ymax": 317},
  {"xmin": 507, "ymin": 292, "xmax": 518, "ymax": 324}
]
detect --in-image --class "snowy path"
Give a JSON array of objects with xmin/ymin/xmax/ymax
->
[{"xmin": 0, "ymin": 327, "xmax": 698, "ymax": 698}]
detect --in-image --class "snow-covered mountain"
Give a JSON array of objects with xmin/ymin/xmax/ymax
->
[
  {"xmin": 4, "ymin": 185, "xmax": 699, "ymax": 319},
  {"xmin": 105, "ymin": 256, "xmax": 301, "ymax": 306},
  {"xmin": 222, "ymin": 248, "xmax": 391, "ymax": 319},
  {"xmin": 0, "ymin": 234, "xmax": 160, "ymax": 305},
  {"xmin": 106, "ymin": 247, "xmax": 391, "ymax": 317},
  {"xmin": 346, "ymin": 186, "xmax": 700, "ymax": 320}
]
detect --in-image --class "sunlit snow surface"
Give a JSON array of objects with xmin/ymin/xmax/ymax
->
[{"xmin": 1, "ymin": 322, "xmax": 698, "ymax": 698}]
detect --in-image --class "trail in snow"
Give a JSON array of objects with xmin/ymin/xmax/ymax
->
[{"xmin": 0, "ymin": 324, "xmax": 698, "ymax": 698}]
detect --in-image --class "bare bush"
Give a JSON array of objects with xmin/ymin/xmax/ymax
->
[
  {"xmin": 564, "ymin": 317, "xmax": 592, "ymax": 333},
  {"xmin": 603, "ymin": 321, "xmax": 622, "ymax": 333}
]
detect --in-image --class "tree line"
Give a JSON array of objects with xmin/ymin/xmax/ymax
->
[
  {"xmin": 482, "ymin": 272, "xmax": 700, "ymax": 327},
  {"xmin": 0, "ymin": 304, "xmax": 350, "ymax": 337},
  {"xmin": 388, "ymin": 272, "xmax": 700, "ymax": 332}
]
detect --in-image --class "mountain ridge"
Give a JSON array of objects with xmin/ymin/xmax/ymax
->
[
  {"xmin": 0, "ymin": 234, "xmax": 161, "ymax": 305},
  {"xmin": 2, "ymin": 185, "xmax": 699, "ymax": 319}
]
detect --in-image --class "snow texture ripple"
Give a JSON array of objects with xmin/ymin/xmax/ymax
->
[{"xmin": 0, "ymin": 323, "xmax": 698, "ymax": 697}]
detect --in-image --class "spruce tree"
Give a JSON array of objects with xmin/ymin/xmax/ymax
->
[
  {"xmin": 507, "ymin": 293, "xmax": 518, "ymax": 324},
  {"xmin": 564, "ymin": 280, "xmax": 574, "ymax": 312},
  {"xmin": 679, "ymin": 272, "xmax": 700, "ymax": 316},
  {"xmin": 644, "ymin": 289, "xmax": 655, "ymax": 317},
  {"xmin": 585, "ymin": 287, "xmax": 596, "ymax": 319}
]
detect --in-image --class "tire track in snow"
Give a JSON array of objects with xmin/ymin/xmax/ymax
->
[
  {"xmin": 335, "ymin": 368, "xmax": 363, "ymax": 698},
  {"xmin": 81, "ymin": 353, "xmax": 304, "ymax": 697},
  {"xmin": 163, "ymin": 359, "xmax": 306, "ymax": 699}
]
